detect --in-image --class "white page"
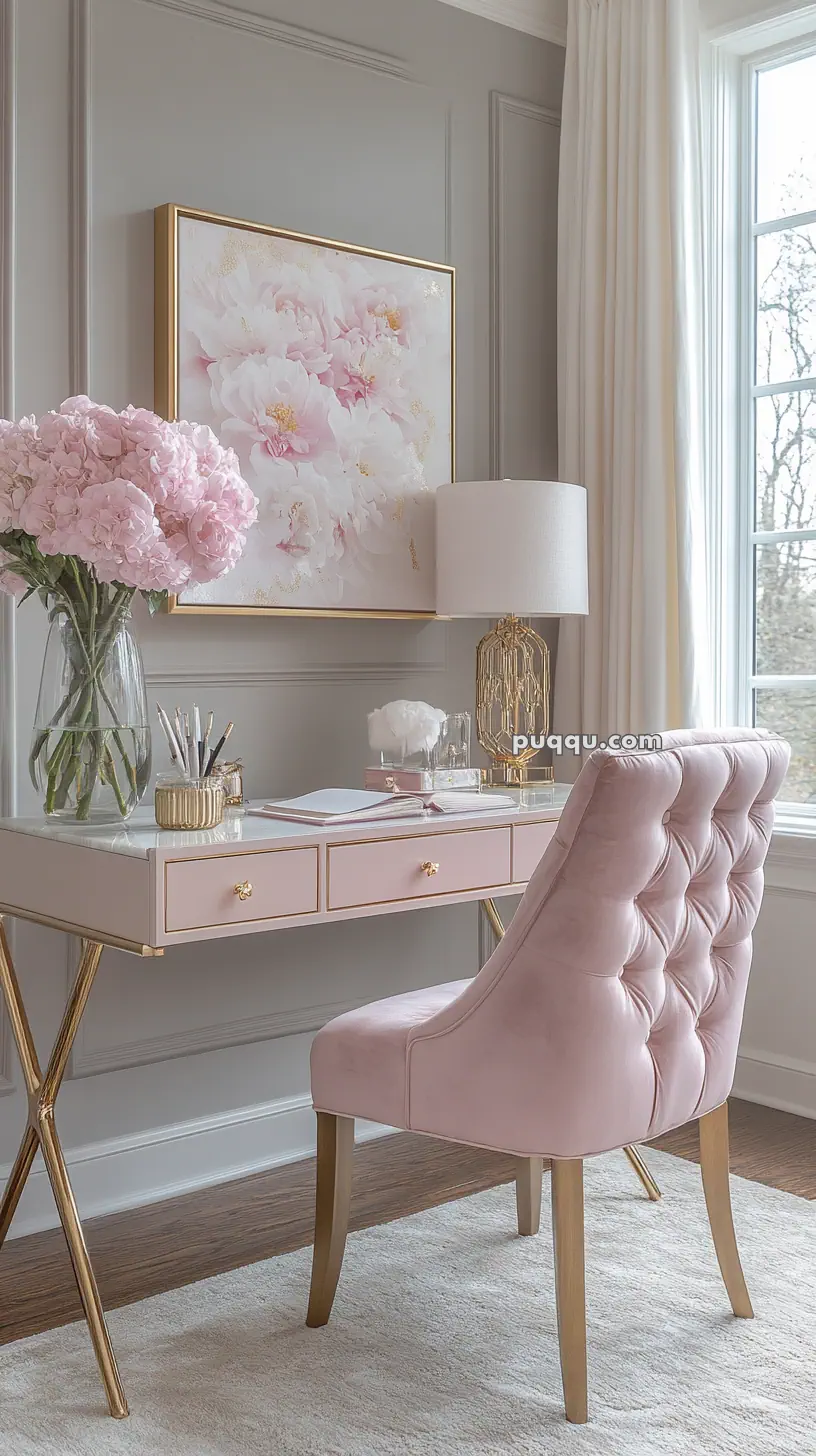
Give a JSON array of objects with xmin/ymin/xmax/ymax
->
[{"xmin": 263, "ymin": 789, "xmax": 399, "ymax": 816}]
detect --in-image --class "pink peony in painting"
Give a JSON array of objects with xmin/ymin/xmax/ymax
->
[{"xmin": 162, "ymin": 208, "xmax": 454, "ymax": 614}]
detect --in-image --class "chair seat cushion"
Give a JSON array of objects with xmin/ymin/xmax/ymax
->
[{"xmin": 311, "ymin": 980, "xmax": 471, "ymax": 1129}]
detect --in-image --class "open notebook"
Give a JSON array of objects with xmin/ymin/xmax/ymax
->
[{"xmin": 247, "ymin": 788, "xmax": 517, "ymax": 827}]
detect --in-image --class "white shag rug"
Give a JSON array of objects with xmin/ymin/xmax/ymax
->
[{"xmin": 1, "ymin": 1149, "xmax": 814, "ymax": 1455}]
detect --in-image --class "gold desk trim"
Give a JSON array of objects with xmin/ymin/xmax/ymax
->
[{"xmin": 0, "ymin": 902, "xmax": 163, "ymax": 957}]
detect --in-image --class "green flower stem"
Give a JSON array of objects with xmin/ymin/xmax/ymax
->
[
  {"xmin": 102, "ymin": 741, "xmax": 129, "ymax": 818},
  {"xmin": 44, "ymin": 724, "xmax": 74, "ymax": 779},
  {"xmin": 47, "ymin": 680, "xmax": 94, "ymax": 813},
  {"xmin": 30, "ymin": 671, "xmax": 87, "ymax": 787},
  {"xmin": 75, "ymin": 686, "xmax": 105, "ymax": 821},
  {"xmin": 88, "ymin": 590, "xmax": 139, "ymax": 795}
]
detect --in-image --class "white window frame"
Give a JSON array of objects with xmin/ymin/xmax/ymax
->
[{"xmin": 721, "ymin": 27, "xmax": 816, "ymax": 830}]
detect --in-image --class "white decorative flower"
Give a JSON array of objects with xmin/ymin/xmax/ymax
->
[{"xmin": 368, "ymin": 700, "xmax": 447, "ymax": 758}]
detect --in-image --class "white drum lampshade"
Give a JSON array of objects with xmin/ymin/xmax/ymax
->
[
  {"xmin": 435, "ymin": 479, "xmax": 588, "ymax": 618},
  {"xmin": 434, "ymin": 480, "xmax": 589, "ymax": 786}
]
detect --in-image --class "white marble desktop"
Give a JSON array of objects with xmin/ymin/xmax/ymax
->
[{"xmin": 0, "ymin": 786, "xmax": 573, "ymax": 859}]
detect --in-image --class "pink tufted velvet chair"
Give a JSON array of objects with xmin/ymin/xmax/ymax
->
[{"xmin": 307, "ymin": 729, "xmax": 790, "ymax": 1423}]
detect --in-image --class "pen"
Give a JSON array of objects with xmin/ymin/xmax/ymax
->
[
  {"xmin": 174, "ymin": 707, "xmax": 188, "ymax": 775},
  {"xmin": 156, "ymin": 704, "xmax": 185, "ymax": 770},
  {"xmin": 203, "ymin": 710, "xmax": 214, "ymax": 774},
  {"xmin": 183, "ymin": 713, "xmax": 196, "ymax": 781},
  {"xmin": 193, "ymin": 704, "xmax": 202, "ymax": 776},
  {"xmin": 205, "ymin": 721, "xmax": 234, "ymax": 777}
]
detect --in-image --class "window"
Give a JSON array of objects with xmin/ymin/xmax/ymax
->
[{"xmin": 747, "ymin": 48, "xmax": 816, "ymax": 806}]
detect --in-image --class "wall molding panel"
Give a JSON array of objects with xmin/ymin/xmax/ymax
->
[
  {"xmin": 489, "ymin": 91, "xmax": 560, "ymax": 478},
  {"xmin": 0, "ymin": 0, "xmax": 18, "ymax": 822},
  {"xmin": 70, "ymin": 994, "xmax": 367, "ymax": 1078},
  {"xmin": 134, "ymin": 0, "xmax": 411, "ymax": 80},
  {"xmin": 73, "ymin": 0, "xmax": 450, "ymax": 680},
  {"xmin": 0, "ymin": 0, "xmax": 17, "ymax": 1093},
  {"xmin": 444, "ymin": 106, "xmax": 453, "ymax": 265},
  {"xmin": 69, "ymin": 0, "xmax": 91, "ymax": 396},
  {"xmin": 145, "ymin": 654, "xmax": 448, "ymax": 689}
]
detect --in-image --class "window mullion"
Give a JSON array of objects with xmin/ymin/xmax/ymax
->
[
  {"xmin": 752, "ymin": 675, "xmax": 816, "ymax": 689},
  {"xmin": 753, "ymin": 376, "xmax": 816, "ymax": 398},
  {"xmin": 752, "ymin": 528, "xmax": 816, "ymax": 544},
  {"xmin": 753, "ymin": 204, "xmax": 816, "ymax": 236}
]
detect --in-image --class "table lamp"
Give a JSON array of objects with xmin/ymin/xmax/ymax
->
[{"xmin": 435, "ymin": 479, "xmax": 589, "ymax": 786}]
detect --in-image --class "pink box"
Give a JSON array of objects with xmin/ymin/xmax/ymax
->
[{"xmin": 364, "ymin": 766, "xmax": 481, "ymax": 793}]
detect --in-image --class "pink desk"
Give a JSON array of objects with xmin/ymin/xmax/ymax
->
[{"xmin": 0, "ymin": 787, "xmax": 654, "ymax": 1416}]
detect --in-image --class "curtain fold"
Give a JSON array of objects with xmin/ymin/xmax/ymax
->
[{"xmin": 555, "ymin": 0, "xmax": 711, "ymax": 746}]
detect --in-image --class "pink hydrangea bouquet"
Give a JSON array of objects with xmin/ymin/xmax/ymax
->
[{"xmin": 0, "ymin": 396, "xmax": 257, "ymax": 820}]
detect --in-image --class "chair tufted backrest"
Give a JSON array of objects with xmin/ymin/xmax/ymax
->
[{"xmin": 406, "ymin": 729, "xmax": 790, "ymax": 1159}]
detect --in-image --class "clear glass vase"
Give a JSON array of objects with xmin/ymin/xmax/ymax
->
[{"xmin": 30, "ymin": 607, "xmax": 151, "ymax": 823}]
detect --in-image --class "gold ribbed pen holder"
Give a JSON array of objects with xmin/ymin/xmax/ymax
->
[{"xmin": 154, "ymin": 777, "xmax": 225, "ymax": 830}]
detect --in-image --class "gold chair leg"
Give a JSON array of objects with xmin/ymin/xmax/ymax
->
[
  {"xmin": 306, "ymin": 1111, "xmax": 354, "ymax": 1328},
  {"xmin": 516, "ymin": 1156, "xmax": 543, "ymax": 1235},
  {"xmin": 623, "ymin": 1143, "xmax": 662, "ymax": 1201},
  {"xmin": 0, "ymin": 921, "xmax": 129, "ymax": 1418},
  {"xmin": 699, "ymin": 1102, "xmax": 753, "ymax": 1318},
  {"xmin": 551, "ymin": 1158, "xmax": 588, "ymax": 1424}
]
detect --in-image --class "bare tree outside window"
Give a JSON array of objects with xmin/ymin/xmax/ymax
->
[{"xmin": 752, "ymin": 54, "xmax": 816, "ymax": 801}]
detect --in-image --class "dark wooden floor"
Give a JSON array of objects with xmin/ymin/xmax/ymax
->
[{"xmin": 1, "ymin": 1096, "xmax": 813, "ymax": 1344}]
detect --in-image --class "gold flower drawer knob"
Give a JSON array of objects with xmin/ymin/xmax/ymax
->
[
  {"xmin": 420, "ymin": 861, "xmax": 440, "ymax": 878},
  {"xmin": 234, "ymin": 880, "xmax": 253, "ymax": 902}
]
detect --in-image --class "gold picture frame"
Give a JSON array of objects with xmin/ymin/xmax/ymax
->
[{"xmin": 154, "ymin": 204, "xmax": 455, "ymax": 618}]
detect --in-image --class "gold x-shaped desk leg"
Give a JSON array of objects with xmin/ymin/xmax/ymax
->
[
  {"xmin": 0, "ymin": 917, "xmax": 128, "ymax": 1419},
  {"xmin": 479, "ymin": 899, "xmax": 662, "ymax": 1205}
]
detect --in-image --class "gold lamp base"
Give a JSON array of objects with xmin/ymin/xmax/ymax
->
[
  {"xmin": 481, "ymin": 761, "xmax": 555, "ymax": 788},
  {"xmin": 476, "ymin": 615, "xmax": 553, "ymax": 786}
]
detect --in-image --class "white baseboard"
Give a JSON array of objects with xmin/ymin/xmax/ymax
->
[
  {"xmin": 734, "ymin": 1049, "xmax": 816, "ymax": 1121},
  {"xmin": 6, "ymin": 1051, "xmax": 811, "ymax": 1239},
  {"xmin": 2, "ymin": 1095, "xmax": 391, "ymax": 1240}
]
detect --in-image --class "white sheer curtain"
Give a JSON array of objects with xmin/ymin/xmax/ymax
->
[{"xmin": 554, "ymin": 0, "xmax": 712, "ymax": 746}]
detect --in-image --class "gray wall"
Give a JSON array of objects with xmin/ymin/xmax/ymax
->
[{"xmin": 0, "ymin": 0, "xmax": 563, "ymax": 1231}]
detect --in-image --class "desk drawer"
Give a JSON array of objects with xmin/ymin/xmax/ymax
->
[
  {"xmin": 327, "ymin": 827, "xmax": 511, "ymax": 911},
  {"xmin": 164, "ymin": 847, "xmax": 319, "ymax": 933},
  {"xmin": 513, "ymin": 821, "xmax": 557, "ymax": 883}
]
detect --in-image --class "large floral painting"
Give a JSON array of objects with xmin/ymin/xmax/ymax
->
[{"xmin": 154, "ymin": 205, "xmax": 454, "ymax": 615}]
